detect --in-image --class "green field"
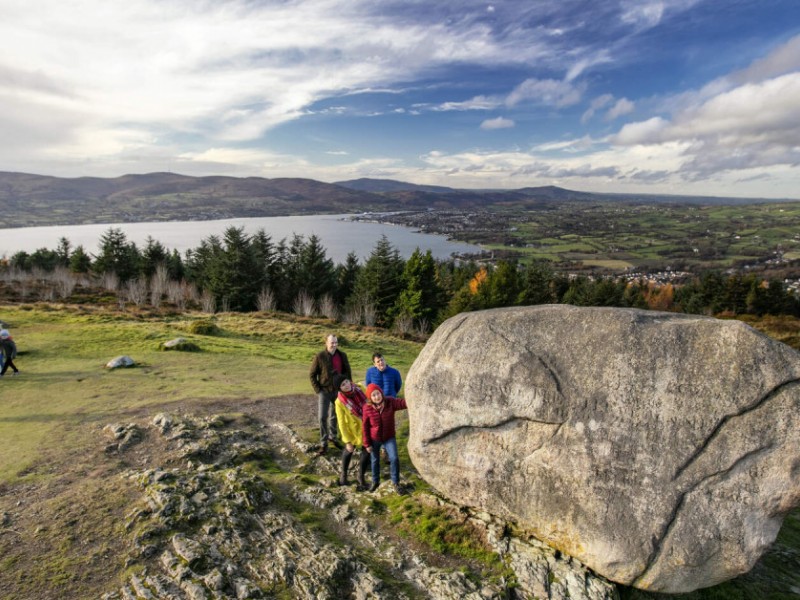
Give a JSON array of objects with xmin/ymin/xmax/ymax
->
[
  {"xmin": 430, "ymin": 201, "xmax": 800, "ymax": 272},
  {"xmin": 0, "ymin": 304, "xmax": 420, "ymax": 483}
]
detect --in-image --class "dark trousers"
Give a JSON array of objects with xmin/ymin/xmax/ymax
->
[
  {"xmin": 317, "ymin": 390, "xmax": 338, "ymax": 443},
  {"xmin": 340, "ymin": 447, "xmax": 370, "ymax": 485},
  {"xmin": 1, "ymin": 357, "xmax": 17, "ymax": 375}
]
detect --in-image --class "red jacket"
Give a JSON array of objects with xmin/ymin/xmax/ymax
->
[{"xmin": 362, "ymin": 397, "xmax": 407, "ymax": 446}]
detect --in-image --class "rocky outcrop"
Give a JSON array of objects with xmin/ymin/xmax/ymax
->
[
  {"xmin": 103, "ymin": 423, "xmax": 143, "ymax": 453},
  {"xmin": 102, "ymin": 411, "xmax": 617, "ymax": 600},
  {"xmin": 406, "ymin": 305, "xmax": 800, "ymax": 593}
]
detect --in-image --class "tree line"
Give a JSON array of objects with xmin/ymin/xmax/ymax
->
[{"xmin": 4, "ymin": 226, "xmax": 799, "ymax": 330}]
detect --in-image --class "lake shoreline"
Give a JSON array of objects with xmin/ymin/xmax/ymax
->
[{"xmin": 0, "ymin": 213, "xmax": 482, "ymax": 263}]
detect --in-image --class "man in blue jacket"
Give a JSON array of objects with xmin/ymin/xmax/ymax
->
[{"xmin": 365, "ymin": 352, "xmax": 402, "ymax": 398}]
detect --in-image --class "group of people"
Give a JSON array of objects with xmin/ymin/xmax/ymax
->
[
  {"xmin": 309, "ymin": 333, "xmax": 407, "ymax": 494},
  {"xmin": 0, "ymin": 329, "xmax": 19, "ymax": 377}
]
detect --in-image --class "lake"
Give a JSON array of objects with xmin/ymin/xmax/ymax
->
[{"xmin": 0, "ymin": 214, "xmax": 482, "ymax": 263}]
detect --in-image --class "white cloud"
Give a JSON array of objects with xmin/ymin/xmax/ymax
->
[
  {"xmin": 581, "ymin": 93, "xmax": 614, "ymax": 123},
  {"xmin": 605, "ymin": 98, "xmax": 634, "ymax": 120},
  {"xmin": 620, "ymin": 1, "xmax": 665, "ymax": 29},
  {"xmin": 0, "ymin": 0, "xmax": 578, "ymax": 168},
  {"xmin": 730, "ymin": 34, "xmax": 800, "ymax": 85},
  {"xmin": 613, "ymin": 117, "xmax": 669, "ymax": 145},
  {"xmin": 433, "ymin": 95, "xmax": 503, "ymax": 111},
  {"xmin": 506, "ymin": 78, "xmax": 584, "ymax": 108},
  {"xmin": 480, "ymin": 117, "xmax": 515, "ymax": 130}
]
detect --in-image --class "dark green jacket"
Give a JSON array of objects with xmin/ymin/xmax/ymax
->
[{"xmin": 309, "ymin": 349, "xmax": 351, "ymax": 394}]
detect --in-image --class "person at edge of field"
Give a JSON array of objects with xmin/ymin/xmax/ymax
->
[
  {"xmin": 309, "ymin": 333, "xmax": 351, "ymax": 455},
  {"xmin": 0, "ymin": 329, "xmax": 19, "ymax": 377},
  {"xmin": 362, "ymin": 383, "xmax": 408, "ymax": 495},
  {"xmin": 332, "ymin": 373, "xmax": 370, "ymax": 490},
  {"xmin": 364, "ymin": 352, "xmax": 402, "ymax": 398}
]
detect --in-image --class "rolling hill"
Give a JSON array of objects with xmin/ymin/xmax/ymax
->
[{"xmin": 0, "ymin": 171, "xmax": 790, "ymax": 228}]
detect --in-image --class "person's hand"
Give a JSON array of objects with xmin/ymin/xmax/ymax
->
[
  {"xmin": 365, "ymin": 446, "xmax": 372, "ymax": 453},
  {"xmin": 345, "ymin": 443, "xmax": 354, "ymax": 453}
]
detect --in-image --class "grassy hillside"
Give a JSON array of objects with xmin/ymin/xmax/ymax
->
[
  {"xmin": 0, "ymin": 304, "xmax": 798, "ymax": 599},
  {"xmin": 0, "ymin": 304, "xmax": 421, "ymax": 484}
]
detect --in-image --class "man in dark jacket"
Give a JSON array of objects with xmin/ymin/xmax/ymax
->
[{"xmin": 309, "ymin": 333, "xmax": 351, "ymax": 455}]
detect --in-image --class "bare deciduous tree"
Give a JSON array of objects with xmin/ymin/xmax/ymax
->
[
  {"xmin": 318, "ymin": 293, "xmax": 339, "ymax": 320},
  {"xmin": 41, "ymin": 286, "xmax": 56, "ymax": 302},
  {"xmin": 185, "ymin": 281, "xmax": 200, "ymax": 303},
  {"xmin": 101, "ymin": 271, "xmax": 120, "ymax": 292},
  {"xmin": 293, "ymin": 291, "xmax": 316, "ymax": 317},
  {"xmin": 257, "ymin": 287, "xmax": 276, "ymax": 312},
  {"xmin": 392, "ymin": 313, "xmax": 414, "ymax": 336},
  {"xmin": 342, "ymin": 305, "xmax": 361, "ymax": 325},
  {"xmin": 124, "ymin": 277, "xmax": 148, "ymax": 307},
  {"xmin": 362, "ymin": 301, "xmax": 377, "ymax": 327},
  {"xmin": 150, "ymin": 264, "xmax": 169, "ymax": 308},
  {"xmin": 52, "ymin": 266, "xmax": 77, "ymax": 299},
  {"xmin": 415, "ymin": 318, "xmax": 431, "ymax": 336},
  {"xmin": 200, "ymin": 289, "xmax": 216, "ymax": 313}
]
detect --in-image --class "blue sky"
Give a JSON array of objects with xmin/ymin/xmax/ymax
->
[{"xmin": 1, "ymin": 0, "xmax": 799, "ymax": 198}]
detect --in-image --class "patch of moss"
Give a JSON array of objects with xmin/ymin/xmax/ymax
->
[
  {"xmin": 381, "ymin": 494, "xmax": 503, "ymax": 569},
  {"xmin": 187, "ymin": 320, "xmax": 220, "ymax": 335}
]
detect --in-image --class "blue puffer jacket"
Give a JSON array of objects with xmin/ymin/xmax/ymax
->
[{"xmin": 365, "ymin": 364, "xmax": 403, "ymax": 397}]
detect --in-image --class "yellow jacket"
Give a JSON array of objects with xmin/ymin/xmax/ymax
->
[{"xmin": 336, "ymin": 399, "xmax": 363, "ymax": 447}]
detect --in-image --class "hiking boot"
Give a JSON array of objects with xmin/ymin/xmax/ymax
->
[
  {"xmin": 11, "ymin": 372, "xmax": 19, "ymax": 377},
  {"xmin": 393, "ymin": 483, "xmax": 406, "ymax": 495},
  {"xmin": 336, "ymin": 478, "xmax": 348, "ymax": 487},
  {"xmin": 368, "ymin": 481, "xmax": 380, "ymax": 492},
  {"xmin": 315, "ymin": 443, "xmax": 328, "ymax": 456}
]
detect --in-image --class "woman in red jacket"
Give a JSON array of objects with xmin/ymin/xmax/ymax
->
[{"xmin": 362, "ymin": 383, "xmax": 407, "ymax": 494}]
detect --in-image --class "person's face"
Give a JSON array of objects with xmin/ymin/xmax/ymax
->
[
  {"xmin": 373, "ymin": 356, "xmax": 386, "ymax": 371},
  {"xmin": 370, "ymin": 389, "xmax": 384, "ymax": 404},
  {"xmin": 339, "ymin": 379, "xmax": 352, "ymax": 393},
  {"xmin": 326, "ymin": 336, "xmax": 338, "ymax": 353}
]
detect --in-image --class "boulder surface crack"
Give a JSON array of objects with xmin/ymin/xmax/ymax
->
[
  {"xmin": 672, "ymin": 378, "xmax": 800, "ymax": 482},
  {"xmin": 485, "ymin": 321, "xmax": 564, "ymax": 396},
  {"xmin": 422, "ymin": 416, "xmax": 564, "ymax": 446},
  {"xmin": 634, "ymin": 443, "xmax": 774, "ymax": 586}
]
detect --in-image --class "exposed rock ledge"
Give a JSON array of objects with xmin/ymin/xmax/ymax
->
[{"xmin": 100, "ymin": 411, "xmax": 617, "ymax": 600}]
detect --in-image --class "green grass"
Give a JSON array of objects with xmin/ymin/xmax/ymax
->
[{"xmin": 0, "ymin": 304, "xmax": 420, "ymax": 483}]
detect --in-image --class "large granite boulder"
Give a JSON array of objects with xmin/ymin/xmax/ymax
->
[{"xmin": 406, "ymin": 305, "xmax": 800, "ymax": 593}]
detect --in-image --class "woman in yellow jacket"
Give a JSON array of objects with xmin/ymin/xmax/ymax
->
[{"xmin": 333, "ymin": 373, "xmax": 370, "ymax": 489}]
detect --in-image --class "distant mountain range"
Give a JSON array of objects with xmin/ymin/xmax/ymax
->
[{"xmin": 0, "ymin": 171, "xmax": 791, "ymax": 228}]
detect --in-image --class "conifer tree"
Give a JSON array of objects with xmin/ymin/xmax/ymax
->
[
  {"xmin": 335, "ymin": 251, "xmax": 361, "ymax": 306},
  {"xmin": 393, "ymin": 248, "xmax": 445, "ymax": 325},
  {"xmin": 297, "ymin": 234, "xmax": 336, "ymax": 300},
  {"xmin": 69, "ymin": 245, "xmax": 92, "ymax": 273},
  {"xmin": 93, "ymin": 227, "xmax": 140, "ymax": 282},
  {"xmin": 352, "ymin": 235, "xmax": 404, "ymax": 326},
  {"xmin": 141, "ymin": 236, "xmax": 169, "ymax": 278}
]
